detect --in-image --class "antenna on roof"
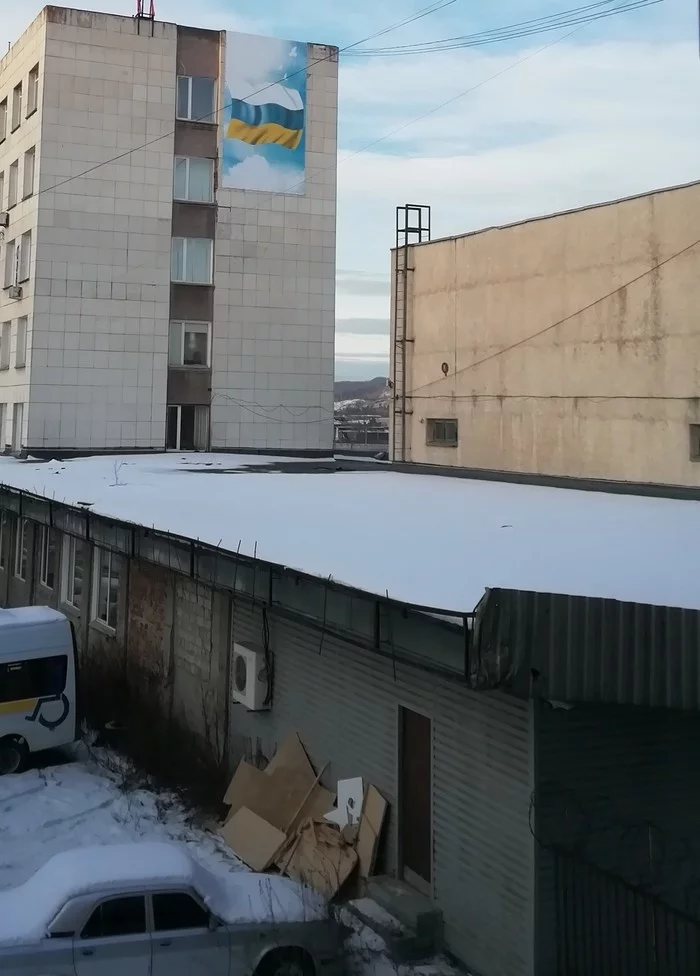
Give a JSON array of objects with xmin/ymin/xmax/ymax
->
[{"xmin": 135, "ymin": 0, "xmax": 155, "ymax": 36}]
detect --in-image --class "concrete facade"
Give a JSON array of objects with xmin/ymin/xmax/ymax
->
[
  {"xmin": 0, "ymin": 7, "xmax": 337, "ymax": 454},
  {"xmin": 390, "ymin": 181, "xmax": 700, "ymax": 485}
]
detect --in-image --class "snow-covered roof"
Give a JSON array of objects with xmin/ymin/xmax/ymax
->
[
  {"xmin": 0, "ymin": 841, "xmax": 324, "ymax": 947},
  {"xmin": 0, "ymin": 453, "xmax": 698, "ymax": 613}
]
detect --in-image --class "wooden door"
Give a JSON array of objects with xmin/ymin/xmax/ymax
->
[{"xmin": 399, "ymin": 706, "xmax": 432, "ymax": 887}]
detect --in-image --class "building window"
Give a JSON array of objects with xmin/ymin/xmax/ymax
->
[
  {"xmin": 4, "ymin": 239, "xmax": 16, "ymax": 287},
  {"xmin": 176, "ymin": 76, "xmax": 216, "ymax": 122},
  {"xmin": 18, "ymin": 231, "xmax": 31, "ymax": 282},
  {"xmin": 23, "ymin": 148, "xmax": 35, "ymax": 199},
  {"xmin": 15, "ymin": 317, "xmax": 27, "ymax": 369},
  {"xmin": 0, "ymin": 99, "xmax": 6, "ymax": 143},
  {"xmin": 0, "ymin": 171, "xmax": 4, "ymax": 210},
  {"xmin": 7, "ymin": 160, "xmax": 18, "ymax": 209},
  {"xmin": 0, "ymin": 403, "xmax": 6, "ymax": 450},
  {"xmin": 166, "ymin": 404, "xmax": 209, "ymax": 451},
  {"xmin": 11, "ymin": 402, "xmax": 23, "ymax": 452},
  {"xmin": 39, "ymin": 525, "xmax": 56, "ymax": 590},
  {"xmin": 91, "ymin": 546, "xmax": 121, "ymax": 633},
  {"xmin": 690, "ymin": 425, "xmax": 700, "ymax": 462},
  {"xmin": 11, "ymin": 84, "xmax": 22, "ymax": 132},
  {"xmin": 0, "ymin": 323, "xmax": 10, "ymax": 370},
  {"xmin": 14, "ymin": 517, "xmax": 28, "ymax": 580},
  {"xmin": 0, "ymin": 511, "xmax": 8, "ymax": 570},
  {"xmin": 426, "ymin": 418, "xmax": 458, "ymax": 447},
  {"xmin": 27, "ymin": 64, "xmax": 39, "ymax": 117},
  {"xmin": 168, "ymin": 321, "xmax": 210, "ymax": 367},
  {"xmin": 61, "ymin": 536, "xmax": 86, "ymax": 610},
  {"xmin": 173, "ymin": 156, "xmax": 214, "ymax": 203},
  {"xmin": 171, "ymin": 237, "xmax": 212, "ymax": 284}
]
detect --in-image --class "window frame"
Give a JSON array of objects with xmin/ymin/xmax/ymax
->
[
  {"xmin": 18, "ymin": 230, "xmax": 31, "ymax": 283},
  {"xmin": 4, "ymin": 239, "xmax": 16, "ymax": 288},
  {"xmin": 13, "ymin": 517, "xmax": 27, "ymax": 580},
  {"xmin": 15, "ymin": 316, "xmax": 27, "ymax": 369},
  {"xmin": 22, "ymin": 147, "xmax": 35, "ymax": 200},
  {"xmin": 11, "ymin": 401, "xmax": 23, "ymax": 453},
  {"xmin": 173, "ymin": 156, "xmax": 214, "ymax": 203},
  {"xmin": 425, "ymin": 417, "xmax": 459, "ymax": 448},
  {"xmin": 7, "ymin": 159, "xmax": 18, "ymax": 209},
  {"xmin": 11, "ymin": 83, "xmax": 22, "ymax": 132},
  {"xmin": 39, "ymin": 524, "xmax": 56, "ymax": 590},
  {"xmin": 91, "ymin": 545, "xmax": 121, "ymax": 634},
  {"xmin": 168, "ymin": 320, "xmax": 211, "ymax": 367},
  {"xmin": 61, "ymin": 535, "xmax": 86, "ymax": 611},
  {"xmin": 170, "ymin": 237, "xmax": 213, "ymax": 285},
  {"xmin": 165, "ymin": 404, "xmax": 210, "ymax": 451},
  {"xmin": 26, "ymin": 64, "xmax": 39, "ymax": 117},
  {"xmin": 0, "ymin": 322, "xmax": 10, "ymax": 370},
  {"xmin": 176, "ymin": 75, "xmax": 216, "ymax": 123},
  {"xmin": 0, "ymin": 98, "xmax": 7, "ymax": 144}
]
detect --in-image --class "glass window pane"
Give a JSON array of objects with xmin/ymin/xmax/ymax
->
[
  {"xmin": 82, "ymin": 897, "xmax": 146, "ymax": 939},
  {"xmin": 173, "ymin": 157, "xmax": 187, "ymax": 199},
  {"xmin": 180, "ymin": 406, "xmax": 195, "ymax": 450},
  {"xmin": 191, "ymin": 77, "xmax": 214, "ymax": 121},
  {"xmin": 98, "ymin": 548, "xmax": 110, "ymax": 624},
  {"xmin": 176, "ymin": 77, "xmax": 190, "ymax": 119},
  {"xmin": 153, "ymin": 893, "xmax": 209, "ymax": 932},
  {"xmin": 166, "ymin": 406, "xmax": 179, "ymax": 449},
  {"xmin": 183, "ymin": 327, "xmax": 208, "ymax": 365},
  {"xmin": 188, "ymin": 159, "xmax": 212, "ymax": 202},
  {"xmin": 169, "ymin": 322, "xmax": 183, "ymax": 365},
  {"xmin": 171, "ymin": 238, "xmax": 184, "ymax": 281},
  {"xmin": 107, "ymin": 558, "xmax": 119, "ymax": 631},
  {"xmin": 187, "ymin": 239, "xmax": 210, "ymax": 283}
]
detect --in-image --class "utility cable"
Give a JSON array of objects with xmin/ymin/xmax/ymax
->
[
  {"xmin": 408, "ymin": 234, "xmax": 700, "ymax": 396},
  {"xmin": 31, "ymin": 0, "xmax": 460, "ymax": 199}
]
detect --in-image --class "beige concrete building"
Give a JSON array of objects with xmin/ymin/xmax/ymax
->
[
  {"xmin": 0, "ymin": 6, "xmax": 337, "ymax": 454},
  {"xmin": 390, "ymin": 181, "xmax": 700, "ymax": 486}
]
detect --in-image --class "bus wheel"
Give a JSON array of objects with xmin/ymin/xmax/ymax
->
[{"xmin": 0, "ymin": 737, "xmax": 28, "ymax": 775}]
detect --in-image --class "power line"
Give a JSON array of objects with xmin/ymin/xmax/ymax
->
[
  {"xmin": 408, "ymin": 235, "xmax": 700, "ymax": 396},
  {"xmin": 347, "ymin": 0, "xmax": 661, "ymax": 56},
  {"xmin": 409, "ymin": 393, "xmax": 700, "ymax": 402},
  {"xmin": 34, "ymin": 0, "xmax": 460, "ymax": 200}
]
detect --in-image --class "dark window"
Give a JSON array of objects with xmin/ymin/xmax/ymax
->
[
  {"xmin": 426, "ymin": 418, "xmax": 458, "ymax": 447},
  {"xmin": 0, "ymin": 655, "xmax": 67, "ymax": 704},
  {"xmin": 81, "ymin": 897, "xmax": 146, "ymax": 940},
  {"xmin": 690, "ymin": 424, "xmax": 700, "ymax": 462},
  {"xmin": 153, "ymin": 893, "xmax": 209, "ymax": 931}
]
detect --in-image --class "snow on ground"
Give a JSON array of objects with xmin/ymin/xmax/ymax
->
[
  {"xmin": 1, "ymin": 451, "xmax": 697, "ymax": 612},
  {"xmin": 0, "ymin": 753, "xmax": 458, "ymax": 976}
]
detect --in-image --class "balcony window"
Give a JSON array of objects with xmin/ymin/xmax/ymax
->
[
  {"xmin": 171, "ymin": 237, "xmax": 212, "ymax": 284},
  {"xmin": 168, "ymin": 321, "xmax": 210, "ymax": 367}
]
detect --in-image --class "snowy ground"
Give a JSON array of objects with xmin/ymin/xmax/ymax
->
[{"xmin": 0, "ymin": 751, "xmax": 457, "ymax": 976}]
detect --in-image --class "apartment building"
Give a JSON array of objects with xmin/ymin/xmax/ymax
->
[
  {"xmin": 0, "ymin": 6, "xmax": 337, "ymax": 454},
  {"xmin": 390, "ymin": 181, "xmax": 700, "ymax": 486}
]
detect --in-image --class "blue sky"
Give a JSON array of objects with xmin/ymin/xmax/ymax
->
[{"xmin": 4, "ymin": 0, "xmax": 699, "ymax": 379}]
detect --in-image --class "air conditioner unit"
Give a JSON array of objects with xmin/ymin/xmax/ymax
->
[
  {"xmin": 0, "ymin": 212, "xmax": 8, "ymax": 228},
  {"xmin": 8, "ymin": 285, "xmax": 22, "ymax": 300},
  {"xmin": 231, "ymin": 642, "xmax": 270, "ymax": 711}
]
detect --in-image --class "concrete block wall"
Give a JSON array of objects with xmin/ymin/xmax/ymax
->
[
  {"xmin": 210, "ymin": 41, "xmax": 338, "ymax": 453},
  {"xmin": 0, "ymin": 13, "xmax": 46, "ymax": 449},
  {"xmin": 30, "ymin": 9, "xmax": 176, "ymax": 450}
]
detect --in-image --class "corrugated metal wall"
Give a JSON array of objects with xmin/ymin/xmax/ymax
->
[
  {"xmin": 535, "ymin": 703, "xmax": 700, "ymax": 975},
  {"xmin": 229, "ymin": 600, "xmax": 535, "ymax": 976}
]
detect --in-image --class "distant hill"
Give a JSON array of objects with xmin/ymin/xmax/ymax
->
[{"xmin": 334, "ymin": 377, "xmax": 388, "ymax": 402}]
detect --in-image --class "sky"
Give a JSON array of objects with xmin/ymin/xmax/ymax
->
[{"xmin": 2, "ymin": 0, "xmax": 699, "ymax": 380}]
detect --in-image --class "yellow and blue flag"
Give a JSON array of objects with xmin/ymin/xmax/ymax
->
[{"xmin": 226, "ymin": 83, "xmax": 304, "ymax": 151}]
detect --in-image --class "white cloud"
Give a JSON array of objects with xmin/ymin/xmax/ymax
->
[{"xmin": 222, "ymin": 154, "xmax": 304, "ymax": 193}]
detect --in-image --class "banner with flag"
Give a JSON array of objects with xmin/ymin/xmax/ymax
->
[{"xmin": 222, "ymin": 33, "xmax": 307, "ymax": 194}]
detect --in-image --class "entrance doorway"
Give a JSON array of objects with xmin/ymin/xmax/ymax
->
[
  {"xmin": 399, "ymin": 706, "xmax": 432, "ymax": 891},
  {"xmin": 166, "ymin": 405, "xmax": 209, "ymax": 451}
]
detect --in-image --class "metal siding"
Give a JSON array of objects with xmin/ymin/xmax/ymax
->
[
  {"xmin": 474, "ymin": 589, "xmax": 700, "ymax": 709},
  {"xmin": 535, "ymin": 703, "xmax": 700, "ymax": 976},
  {"xmin": 228, "ymin": 601, "xmax": 535, "ymax": 976}
]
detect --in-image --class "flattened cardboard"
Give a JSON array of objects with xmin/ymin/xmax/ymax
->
[
  {"xmin": 223, "ymin": 760, "xmax": 267, "ymax": 811},
  {"xmin": 356, "ymin": 784, "xmax": 388, "ymax": 878},
  {"xmin": 289, "ymin": 784, "xmax": 335, "ymax": 836},
  {"xmin": 265, "ymin": 732, "xmax": 314, "ymax": 779},
  {"xmin": 284, "ymin": 819, "xmax": 358, "ymax": 898},
  {"xmin": 219, "ymin": 806, "xmax": 286, "ymax": 871}
]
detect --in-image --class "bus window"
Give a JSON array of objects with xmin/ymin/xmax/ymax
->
[{"xmin": 0, "ymin": 656, "xmax": 68, "ymax": 703}]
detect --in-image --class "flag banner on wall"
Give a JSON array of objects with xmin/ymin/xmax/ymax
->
[{"xmin": 222, "ymin": 32, "xmax": 307, "ymax": 194}]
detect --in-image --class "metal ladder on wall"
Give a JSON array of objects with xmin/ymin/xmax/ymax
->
[{"xmin": 391, "ymin": 205, "xmax": 431, "ymax": 463}]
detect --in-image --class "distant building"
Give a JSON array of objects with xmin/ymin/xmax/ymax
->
[
  {"xmin": 390, "ymin": 181, "xmax": 700, "ymax": 485},
  {"xmin": 0, "ymin": 6, "xmax": 337, "ymax": 454}
]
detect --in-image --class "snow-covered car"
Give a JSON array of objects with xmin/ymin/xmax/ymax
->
[{"xmin": 0, "ymin": 842, "xmax": 344, "ymax": 976}]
